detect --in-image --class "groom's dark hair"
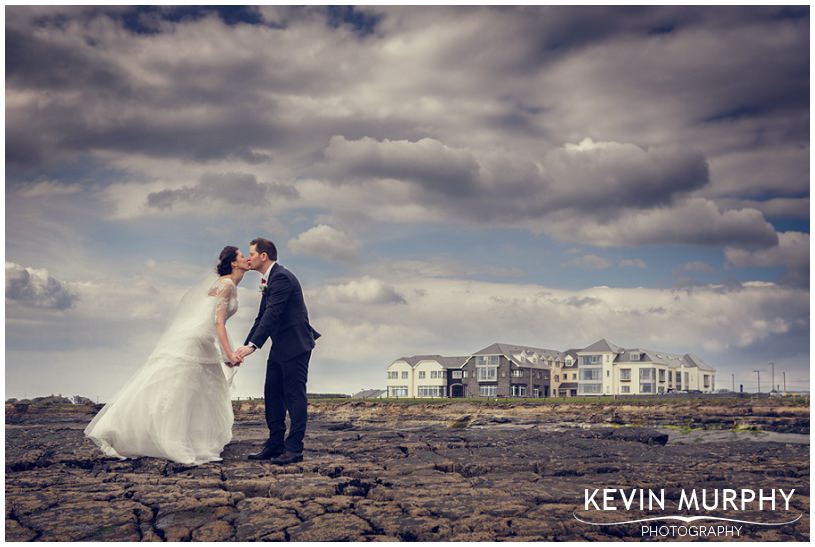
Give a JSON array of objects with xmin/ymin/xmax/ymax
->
[{"xmin": 251, "ymin": 237, "xmax": 277, "ymax": 261}]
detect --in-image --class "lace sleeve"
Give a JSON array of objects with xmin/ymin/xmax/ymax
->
[{"xmin": 210, "ymin": 279, "xmax": 234, "ymax": 326}]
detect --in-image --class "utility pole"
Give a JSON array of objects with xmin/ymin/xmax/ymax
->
[
  {"xmin": 782, "ymin": 371, "xmax": 786, "ymax": 394},
  {"xmin": 770, "ymin": 362, "xmax": 775, "ymax": 393},
  {"xmin": 753, "ymin": 370, "xmax": 761, "ymax": 394},
  {"xmin": 731, "ymin": 373, "xmax": 735, "ymax": 392}
]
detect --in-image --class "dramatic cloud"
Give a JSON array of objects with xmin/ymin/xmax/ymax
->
[
  {"xmin": 5, "ymin": 262, "xmax": 77, "ymax": 310},
  {"xmin": 715, "ymin": 197, "xmax": 810, "ymax": 220},
  {"xmin": 17, "ymin": 180, "xmax": 83, "ymax": 198},
  {"xmin": 322, "ymin": 136, "xmax": 482, "ymax": 197},
  {"xmin": 146, "ymin": 172, "xmax": 298, "ymax": 211},
  {"xmin": 316, "ymin": 276, "xmax": 407, "ymax": 305},
  {"xmin": 288, "ymin": 224, "xmax": 361, "ymax": 262},
  {"xmin": 318, "ymin": 136, "xmax": 712, "ymax": 237},
  {"xmin": 543, "ymin": 198, "xmax": 779, "ymax": 248},
  {"xmin": 725, "ymin": 231, "xmax": 809, "ymax": 286}
]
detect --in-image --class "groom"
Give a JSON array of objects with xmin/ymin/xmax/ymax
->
[{"xmin": 235, "ymin": 237, "xmax": 320, "ymax": 464}]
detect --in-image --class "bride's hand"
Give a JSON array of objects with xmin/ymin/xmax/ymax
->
[{"xmin": 227, "ymin": 352, "xmax": 243, "ymax": 367}]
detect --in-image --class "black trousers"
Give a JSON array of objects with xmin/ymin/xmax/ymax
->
[{"xmin": 264, "ymin": 350, "xmax": 311, "ymax": 453}]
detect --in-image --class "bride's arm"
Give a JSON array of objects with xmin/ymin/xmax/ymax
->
[{"xmin": 214, "ymin": 282, "xmax": 240, "ymax": 365}]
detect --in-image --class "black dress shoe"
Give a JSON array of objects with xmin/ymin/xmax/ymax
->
[
  {"xmin": 271, "ymin": 451, "xmax": 304, "ymax": 465},
  {"xmin": 247, "ymin": 446, "xmax": 284, "ymax": 460}
]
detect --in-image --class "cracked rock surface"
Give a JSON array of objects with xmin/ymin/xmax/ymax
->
[{"xmin": 6, "ymin": 398, "xmax": 810, "ymax": 541}]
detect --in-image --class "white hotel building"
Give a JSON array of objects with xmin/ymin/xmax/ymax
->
[
  {"xmin": 385, "ymin": 339, "xmax": 716, "ymax": 398},
  {"xmin": 576, "ymin": 339, "xmax": 716, "ymax": 396}
]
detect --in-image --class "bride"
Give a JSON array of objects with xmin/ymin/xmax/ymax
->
[{"xmin": 84, "ymin": 246, "xmax": 248, "ymax": 465}]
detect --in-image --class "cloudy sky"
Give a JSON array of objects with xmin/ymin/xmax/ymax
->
[{"xmin": 5, "ymin": 5, "xmax": 810, "ymax": 400}]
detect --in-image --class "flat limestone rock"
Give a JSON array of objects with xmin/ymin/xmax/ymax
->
[{"xmin": 5, "ymin": 399, "xmax": 810, "ymax": 541}]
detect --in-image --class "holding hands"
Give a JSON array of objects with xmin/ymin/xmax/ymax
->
[
  {"xmin": 226, "ymin": 351, "xmax": 244, "ymax": 368},
  {"xmin": 235, "ymin": 344, "xmax": 256, "ymax": 361}
]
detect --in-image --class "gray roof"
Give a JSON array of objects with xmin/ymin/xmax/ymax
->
[
  {"xmin": 580, "ymin": 338, "xmax": 622, "ymax": 353},
  {"xmin": 437, "ymin": 356, "xmax": 469, "ymax": 368},
  {"xmin": 557, "ymin": 382, "xmax": 579, "ymax": 389},
  {"xmin": 558, "ymin": 349, "xmax": 580, "ymax": 363},
  {"xmin": 470, "ymin": 342, "xmax": 560, "ymax": 370},
  {"xmin": 613, "ymin": 348, "xmax": 716, "ymax": 371},
  {"xmin": 393, "ymin": 355, "xmax": 468, "ymax": 368},
  {"xmin": 683, "ymin": 354, "xmax": 716, "ymax": 371},
  {"xmin": 473, "ymin": 342, "xmax": 560, "ymax": 359}
]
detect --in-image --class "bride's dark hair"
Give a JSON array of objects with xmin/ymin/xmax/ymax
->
[{"xmin": 216, "ymin": 246, "xmax": 239, "ymax": 276}]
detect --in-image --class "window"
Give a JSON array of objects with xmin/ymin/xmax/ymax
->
[
  {"xmin": 669, "ymin": 371, "xmax": 673, "ymax": 382},
  {"xmin": 606, "ymin": 370, "xmax": 610, "ymax": 377},
  {"xmin": 431, "ymin": 370, "xmax": 444, "ymax": 379},
  {"xmin": 479, "ymin": 385, "xmax": 497, "ymax": 397},
  {"xmin": 659, "ymin": 369, "xmax": 665, "ymax": 383},
  {"xmin": 579, "ymin": 384, "xmax": 602, "ymax": 394},
  {"xmin": 387, "ymin": 371, "xmax": 398, "ymax": 379},
  {"xmin": 639, "ymin": 368, "xmax": 655, "ymax": 380},
  {"xmin": 452, "ymin": 370, "xmax": 463, "ymax": 379},
  {"xmin": 620, "ymin": 369, "xmax": 631, "ymax": 381},
  {"xmin": 511, "ymin": 369, "xmax": 524, "ymax": 377},
  {"xmin": 477, "ymin": 355, "xmax": 500, "ymax": 366},
  {"xmin": 676, "ymin": 375, "xmax": 682, "ymax": 389},
  {"xmin": 417, "ymin": 386, "xmax": 443, "ymax": 397},
  {"xmin": 418, "ymin": 371, "xmax": 426, "ymax": 379},
  {"xmin": 401, "ymin": 371, "xmax": 409, "ymax": 379},
  {"xmin": 477, "ymin": 366, "xmax": 498, "ymax": 381},
  {"xmin": 581, "ymin": 355, "xmax": 601, "ymax": 365},
  {"xmin": 620, "ymin": 385, "xmax": 630, "ymax": 393},
  {"xmin": 533, "ymin": 388, "xmax": 540, "ymax": 397},
  {"xmin": 605, "ymin": 354, "xmax": 610, "ymax": 363},
  {"xmin": 463, "ymin": 371, "xmax": 467, "ymax": 378},
  {"xmin": 572, "ymin": 373, "xmax": 577, "ymax": 380},
  {"xmin": 640, "ymin": 383, "xmax": 653, "ymax": 393},
  {"xmin": 630, "ymin": 352, "xmax": 640, "ymax": 361},
  {"xmin": 554, "ymin": 375, "xmax": 559, "ymax": 382},
  {"xmin": 511, "ymin": 385, "xmax": 527, "ymax": 397},
  {"xmin": 388, "ymin": 386, "xmax": 408, "ymax": 397},
  {"xmin": 703, "ymin": 375, "xmax": 710, "ymax": 389},
  {"xmin": 684, "ymin": 372, "xmax": 689, "ymax": 386},
  {"xmin": 580, "ymin": 368, "xmax": 601, "ymax": 381}
]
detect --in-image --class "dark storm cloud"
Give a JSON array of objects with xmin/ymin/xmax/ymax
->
[
  {"xmin": 4, "ymin": 5, "xmax": 808, "ymax": 253},
  {"xmin": 6, "ymin": 262, "xmax": 77, "ymax": 310},
  {"xmin": 319, "ymin": 136, "xmax": 710, "ymax": 224},
  {"xmin": 321, "ymin": 136, "xmax": 482, "ymax": 197},
  {"xmin": 146, "ymin": 172, "xmax": 298, "ymax": 210}
]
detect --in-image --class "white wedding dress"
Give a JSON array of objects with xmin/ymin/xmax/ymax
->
[{"xmin": 85, "ymin": 274, "xmax": 238, "ymax": 465}]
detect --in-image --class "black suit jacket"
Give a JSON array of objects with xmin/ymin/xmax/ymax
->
[{"xmin": 245, "ymin": 263, "xmax": 320, "ymax": 362}]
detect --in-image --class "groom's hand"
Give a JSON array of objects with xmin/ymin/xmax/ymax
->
[{"xmin": 236, "ymin": 345, "xmax": 255, "ymax": 359}]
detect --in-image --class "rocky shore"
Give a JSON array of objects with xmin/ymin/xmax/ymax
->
[{"xmin": 5, "ymin": 397, "xmax": 810, "ymax": 541}]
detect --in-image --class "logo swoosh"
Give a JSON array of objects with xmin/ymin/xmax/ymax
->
[{"xmin": 573, "ymin": 512, "xmax": 802, "ymax": 527}]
